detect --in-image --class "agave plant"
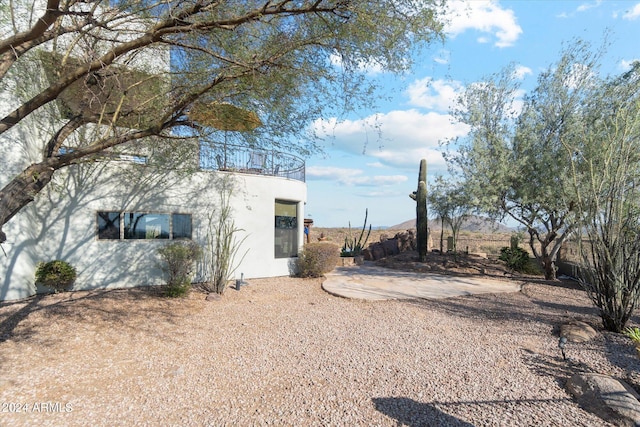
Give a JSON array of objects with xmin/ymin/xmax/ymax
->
[{"xmin": 623, "ymin": 327, "xmax": 640, "ymax": 345}]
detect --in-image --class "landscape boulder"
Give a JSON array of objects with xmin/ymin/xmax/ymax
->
[
  {"xmin": 560, "ymin": 320, "xmax": 598, "ymax": 343},
  {"xmin": 382, "ymin": 238, "xmax": 400, "ymax": 257},
  {"xmin": 206, "ymin": 293, "xmax": 221, "ymax": 301},
  {"xmin": 566, "ymin": 373, "xmax": 640, "ymax": 426},
  {"xmin": 364, "ymin": 230, "xmax": 416, "ymax": 261}
]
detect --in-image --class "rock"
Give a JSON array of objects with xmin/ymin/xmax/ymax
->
[
  {"xmin": 566, "ymin": 373, "xmax": 640, "ymax": 426},
  {"xmin": 382, "ymin": 239, "xmax": 400, "ymax": 257},
  {"xmin": 339, "ymin": 257, "xmax": 356, "ymax": 266},
  {"xmin": 560, "ymin": 320, "xmax": 597, "ymax": 343},
  {"xmin": 372, "ymin": 245, "xmax": 384, "ymax": 260},
  {"xmin": 206, "ymin": 293, "xmax": 221, "ymax": 301},
  {"xmin": 363, "ymin": 230, "xmax": 417, "ymax": 261},
  {"xmin": 469, "ymin": 252, "xmax": 488, "ymax": 259},
  {"xmin": 395, "ymin": 231, "xmax": 416, "ymax": 252}
]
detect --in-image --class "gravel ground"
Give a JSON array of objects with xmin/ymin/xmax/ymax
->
[{"xmin": 0, "ymin": 277, "xmax": 638, "ymax": 426}]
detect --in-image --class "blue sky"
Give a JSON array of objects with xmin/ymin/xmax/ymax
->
[{"xmin": 304, "ymin": 0, "xmax": 640, "ymax": 228}]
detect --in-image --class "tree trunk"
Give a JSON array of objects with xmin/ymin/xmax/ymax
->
[
  {"xmin": 0, "ymin": 162, "xmax": 56, "ymax": 243},
  {"xmin": 541, "ymin": 256, "xmax": 556, "ymax": 280},
  {"xmin": 527, "ymin": 227, "xmax": 568, "ymax": 281}
]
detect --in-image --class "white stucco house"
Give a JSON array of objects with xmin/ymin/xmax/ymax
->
[
  {"xmin": 0, "ymin": 141, "xmax": 306, "ymax": 302},
  {"xmin": 0, "ymin": 4, "xmax": 307, "ymax": 301}
]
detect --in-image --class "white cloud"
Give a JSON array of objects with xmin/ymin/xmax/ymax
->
[
  {"xmin": 329, "ymin": 53, "xmax": 384, "ymax": 75},
  {"xmin": 366, "ymin": 162, "xmax": 386, "ymax": 168},
  {"xmin": 623, "ymin": 3, "xmax": 640, "ymax": 19},
  {"xmin": 558, "ymin": 0, "xmax": 601, "ymax": 17},
  {"xmin": 577, "ymin": 1, "xmax": 602, "ymax": 12},
  {"xmin": 359, "ymin": 189, "xmax": 406, "ymax": 198},
  {"xmin": 306, "ymin": 166, "xmax": 407, "ymax": 187},
  {"xmin": 513, "ymin": 64, "xmax": 532, "ymax": 80},
  {"xmin": 433, "ymin": 49, "xmax": 450, "ymax": 65},
  {"xmin": 620, "ymin": 59, "xmax": 640, "ymax": 71},
  {"xmin": 565, "ymin": 63, "xmax": 594, "ymax": 89},
  {"xmin": 372, "ymin": 147, "xmax": 449, "ymax": 170},
  {"xmin": 313, "ymin": 109, "xmax": 469, "ymax": 169},
  {"xmin": 443, "ymin": 0, "xmax": 522, "ymax": 48},
  {"xmin": 406, "ymin": 78, "xmax": 464, "ymax": 111}
]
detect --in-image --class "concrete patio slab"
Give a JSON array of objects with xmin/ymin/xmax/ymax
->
[{"xmin": 322, "ymin": 263, "xmax": 522, "ymax": 301}]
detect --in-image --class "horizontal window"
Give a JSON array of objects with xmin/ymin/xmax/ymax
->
[
  {"xmin": 97, "ymin": 212, "xmax": 192, "ymax": 240},
  {"xmin": 124, "ymin": 213, "xmax": 169, "ymax": 239}
]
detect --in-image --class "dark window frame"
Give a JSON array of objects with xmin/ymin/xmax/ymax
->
[
  {"xmin": 97, "ymin": 211, "xmax": 192, "ymax": 240},
  {"xmin": 274, "ymin": 200, "xmax": 299, "ymax": 259}
]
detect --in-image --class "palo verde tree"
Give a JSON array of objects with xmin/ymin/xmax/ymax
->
[
  {"xmin": 427, "ymin": 176, "xmax": 449, "ymax": 253},
  {"xmin": 445, "ymin": 41, "xmax": 601, "ymax": 279},
  {"xmin": 0, "ymin": 0, "xmax": 446, "ymax": 244},
  {"xmin": 565, "ymin": 61, "xmax": 640, "ymax": 332},
  {"xmin": 427, "ymin": 175, "xmax": 470, "ymax": 253}
]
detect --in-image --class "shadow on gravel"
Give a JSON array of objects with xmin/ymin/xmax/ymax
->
[
  {"xmin": 372, "ymin": 397, "xmax": 474, "ymax": 426},
  {"xmin": 521, "ymin": 348, "xmax": 595, "ymax": 387},
  {"xmin": 0, "ymin": 287, "xmax": 188, "ymax": 345},
  {"xmin": 373, "ymin": 396, "xmax": 578, "ymax": 426},
  {"xmin": 403, "ymin": 281, "xmax": 600, "ymax": 329}
]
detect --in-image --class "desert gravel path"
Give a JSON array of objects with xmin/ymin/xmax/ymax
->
[{"xmin": 0, "ymin": 277, "xmax": 638, "ymax": 426}]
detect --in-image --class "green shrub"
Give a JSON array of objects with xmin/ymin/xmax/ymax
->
[
  {"xmin": 499, "ymin": 246, "xmax": 530, "ymax": 272},
  {"xmin": 157, "ymin": 240, "xmax": 202, "ymax": 297},
  {"xmin": 297, "ymin": 242, "xmax": 340, "ymax": 278},
  {"xmin": 624, "ymin": 327, "xmax": 640, "ymax": 345},
  {"xmin": 35, "ymin": 260, "xmax": 77, "ymax": 292}
]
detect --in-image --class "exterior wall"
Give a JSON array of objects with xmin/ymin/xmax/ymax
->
[
  {"xmin": 0, "ymin": 163, "xmax": 306, "ymax": 301},
  {"xmin": 1, "ymin": 3, "xmax": 306, "ymax": 301}
]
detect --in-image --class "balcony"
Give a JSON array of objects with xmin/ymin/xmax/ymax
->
[{"xmin": 199, "ymin": 144, "xmax": 305, "ymax": 182}]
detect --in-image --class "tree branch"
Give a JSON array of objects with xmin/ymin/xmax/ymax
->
[
  {"xmin": 0, "ymin": 0, "xmax": 62, "ymax": 56},
  {"xmin": 0, "ymin": 0, "xmax": 344, "ymax": 136}
]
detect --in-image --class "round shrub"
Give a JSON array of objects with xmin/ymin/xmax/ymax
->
[
  {"xmin": 499, "ymin": 246, "xmax": 530, "ymax": 272},
  {"xmin": 157, "ymin": 240, "xmax": 202, "ymax": 297},
  {"xmin": 296, "ymin": 242, "xmax": 340, "ymax": 278},
  {"xmin": 35, "ymin": 260, "xmax": 77, "ymax": 292}
]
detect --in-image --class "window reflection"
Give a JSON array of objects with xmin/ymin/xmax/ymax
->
[
  {"xmin": 172, "ymin": 214, "xmax": 192, "ymax": 239},
  {"xmin": 124, "ymin": 213, "xmax": 170, "ymax": 239},
  {"xmin": 98, "ymin": 211, "xmax": 189, "ymax": 240},
  {"xmin": 97, "ymin": 212, "xmax": 120, "ymax": 240},
  {"xmin": 275, "ymin": 200, "xmax": 298, "ymax": 258}
]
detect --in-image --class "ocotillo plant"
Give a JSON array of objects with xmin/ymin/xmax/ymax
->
[
  {"xmin": 341, "ymin": 208, "xmax": 372, "ymax": 257},
  {"xmin": 409, "ymin": 159, "xmax": 428, "ymax": 262}
]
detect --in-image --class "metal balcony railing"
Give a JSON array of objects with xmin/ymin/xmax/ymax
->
[{"xmin": 199, "ymin": 144, "xmax": 305, "ymax": 182}]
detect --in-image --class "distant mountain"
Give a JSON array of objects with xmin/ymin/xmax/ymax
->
[{"xmin": 389, "ymin": 215, "xmax": 513, "ymax": 233}]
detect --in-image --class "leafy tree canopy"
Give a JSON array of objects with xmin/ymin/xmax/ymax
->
[
  {"xmin": 0, "ymin": 0, "xmax": 446, "ymax": 243},
  {"xmin": 444, "ymin": 40, "xmax": 604, "ymax": 279}
]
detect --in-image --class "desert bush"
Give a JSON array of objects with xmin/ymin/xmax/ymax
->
[
  {"xmin": 499, "ymin": 246, "xmax": 530, "ymax": 272},
  {"xmin": 202, "ymin": 182, "xmax": 248, "ymax": 295},
  {"xmin": 297, "ymin": 242, "xmax": 340, "ymax": 278},
  {"xmin": 624, "ymin": 327, "xmax": 640, "ymax": 345},
  {"xmin": 35, "ymin": 260, "xmax": 77, "ymax": 292},
  {"xmin": 157, "ymin": 240, "xmax": 202, "ymax": 297}
]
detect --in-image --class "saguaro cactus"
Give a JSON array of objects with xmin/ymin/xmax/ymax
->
[{"xmin": 409, "ymin": 159, "xmax": 428, "ymax": 262}]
